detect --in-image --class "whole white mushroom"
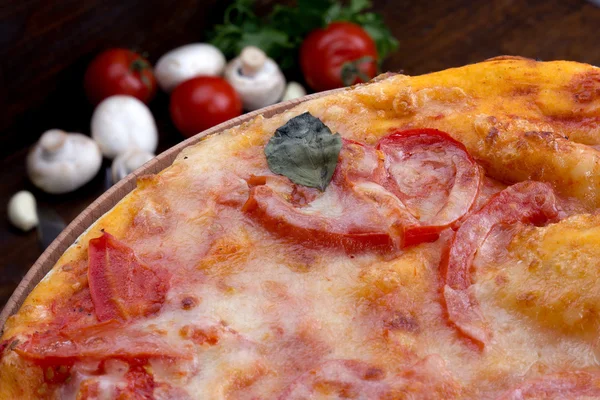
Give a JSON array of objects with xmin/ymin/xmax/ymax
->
[
  {"xmin": 155, "ymin": 44, "xmax": 226, "ymax": 92},
  {"xmin": 91, "ymin": 95, "xmax": 158, "ymax": 159},
  {"xmin": 27, "ymin": 129, "xmax": 102, "ymax": 194},
  {"xmin": 111, "ymin": 148, "xmax": 155, "ymax": 184},
  {"xmin": 224, "ymin": 46, "xmax": 286, "ymax": 111}
]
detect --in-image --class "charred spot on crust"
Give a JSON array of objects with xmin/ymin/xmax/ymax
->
[
  {"xmin": 181, "ymin": 296, "xmax": 200, "ymax": 310},
  {"xmin": 523, "ymin": 131, "xmax": 566, "ymax": 151},
  {"xmin": 512, "ymin": 85, "xmax": 539, "ymax": 97},
  {"xmin": 486, "ymin": 127, "xmax": 500, "ymax": 142},
  {"xmin": 570, "ymin": 70, "xmax": 600, "ymax": 104},
  {"xmin": 384, "ymin": 312, "xmax": 420, "ymax": 333},
  {"xmin": 524, "ymin": 131, "xmax": 556, "ymax": 140}
]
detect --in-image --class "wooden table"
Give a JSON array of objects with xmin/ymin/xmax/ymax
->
[{"xmin": 1, "ymin": 0, "xmax": 599, "ymax": 309}]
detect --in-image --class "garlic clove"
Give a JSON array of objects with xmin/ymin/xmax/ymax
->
[
  {"xmin": 91, "ymin": 95, "xmax": 158, "ymax": 159},
  {"xmin": 111, "ymin": 148, "xmax": 155, "ymax": 184},
  {"xmin": 281, "ymin": 81, "xmax": 307, "ymax": 102},
  {"xmin": 224, "ymin": 46, "xmax": 286, "ymax": 111},
  {"xmin": 27, "ymin": 129, "xmax": 102, "ymax": 194},
  {"xmin": 8, "ymin": 191, "xmax": 38, "ymax": 231}
]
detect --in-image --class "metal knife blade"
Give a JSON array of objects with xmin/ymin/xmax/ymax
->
[{"xmin": 36, "ymin": 205, "xmax": 66, "ymax": 251}]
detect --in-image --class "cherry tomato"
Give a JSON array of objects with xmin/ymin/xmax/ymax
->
[
  {"xmin": 300, "ymin": 22, "xmax": 378, "ymax": 92},
  {"xmin": 84, "ymin": 48, "xmax": 157, "ymax": 105},
  {"xmin": 169, "ymin": 76, "xmax": 242, "ymax": 138}
]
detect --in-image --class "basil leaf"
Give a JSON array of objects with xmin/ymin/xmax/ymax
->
[{"xmin": 265, "ymin": 112, "xmax": 342, "ymax": 191}]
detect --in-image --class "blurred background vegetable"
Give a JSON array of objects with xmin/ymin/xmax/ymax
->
[
  {"xmin": 300, "ymin": 21, "xmax": 377, "ymax": 91},
  {"xmin": 84, "ymin": 49, "xmax": 157, "ymax": 105},
  {"xmin": 208, "ymin": 0, "xmax": 398, "ymax": 74},
  {"xmin": 169, "ymin": 76, "xmax": 242, "ymax": 137},
  {"xmin": 225, "ymin": 46, "xmax": 286, "ymax": 110},
  {"xmin": 154, "ymin": 44, "xmax": 226, "ymax": 92},
  {"xmin": 91, "ymin": 95, "xmax": 158, "ymax": 159}
]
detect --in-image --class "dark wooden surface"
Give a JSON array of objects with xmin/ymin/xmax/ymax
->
[{"xmin": 1, "ymin": 0, "xmax": 599, "ymax": 309}]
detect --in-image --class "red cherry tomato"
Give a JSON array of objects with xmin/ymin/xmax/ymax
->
[
  {"xmin": 84, "ymin": 48, "xmax": 157, "ymax": 105},
  {"xmin": 169, "ymin": 76, "xmax": 242, "ymax": 138},
  {"xmin": 300, "ymin": 22, "xmax": 378, "ymax": 92}
]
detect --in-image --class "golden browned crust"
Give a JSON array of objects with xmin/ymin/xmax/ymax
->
[{"xmin": 1, "ymin": 57, "xmax": 600, "ymax": 398}]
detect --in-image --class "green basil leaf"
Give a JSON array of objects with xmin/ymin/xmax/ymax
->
[{"xmin": 265, "ymin": 112, "xmax": 342, "ymax": 191}]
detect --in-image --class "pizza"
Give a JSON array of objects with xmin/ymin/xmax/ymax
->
[{"xmin": 2, "ymin": 56, "xmax": 600, "ymax": 399}]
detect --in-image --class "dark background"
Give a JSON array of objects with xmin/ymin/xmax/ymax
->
[{"xmin": 1, "ymin": 0, "xmax": 600, "ymax": 308}]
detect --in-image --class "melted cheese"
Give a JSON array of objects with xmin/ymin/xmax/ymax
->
[
  {"xmin": 486, "ymin": 215, "xmax": 600, "ymax": 333},
  {"xmin": 3, "ymin": 58, "xmax": 600, "ymax": 399}
]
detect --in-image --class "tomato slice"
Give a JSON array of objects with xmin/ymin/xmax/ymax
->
[
  {"xmin": 496, "ymin": 371, "xmax": 600, "ymax": 399},
  {"xmin": 442, "ymin": 181, "xmax": 559, "ymax": 346},
  {"xmin": 245, "ymin": 141, "xmax": 421, "ymax": 251},
  {"xmin": 88, "ymin": 232, "xmax": 170, "ymax": 322},
  {"xmin": 244, "ymin": 182, "xmax": 399, "ymax": 251},
  {"xmin": 247, "ymin": 132, "xmax": 482, "ymax": 252},
  {"xmin": 377, "ymin": 128, "xmax": 482, "ymax": 233},
  {"xmin": 15, "ymin": 321, "xmax": 190, "ymax": 363}
]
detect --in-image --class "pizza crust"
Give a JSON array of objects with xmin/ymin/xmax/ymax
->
[{"xmin": 2, "ymin": 57, "xmax": 600, "ymax": 398}]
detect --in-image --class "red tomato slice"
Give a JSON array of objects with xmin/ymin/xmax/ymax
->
[
  {"xmin": 496, "ymin": 371, "xmax": 600, "ymax": 399},
  {"xmin": 88, "ymin": 232, "xmax": 170, "ymax": 322},
  {"xmin": 377, "ymin": 128, "xmax": 482, "ymax": 233},
  {"xmin": 246, "ymin": 133, "xmax": 481, "ymax": 251},
  {"xmin": 244, "ymin": 141, "xmax": 420, "ymax": 251},
  {"xmin": 244, "ymin": 183, "xmax": 398, "ymax": 252},
  {"xmin": 442, "ymin": 181, "xmax": 559, "ymax": 346},
  {"xmin": 15, "ymin": 320, "xmax": 191, "ymax": 363}
]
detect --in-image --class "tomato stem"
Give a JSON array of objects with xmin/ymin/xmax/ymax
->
[
  {"xmin": 130, "ymin": 59, "xmax": 150, "ymax": 73},
  {"xmin": 340, "ymin": 56, "xmax": 374, "ymax": 86}
]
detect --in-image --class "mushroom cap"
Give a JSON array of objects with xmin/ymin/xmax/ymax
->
[
  {"xmin": 225, "ymin": 54, "xmax": 286, "ymax": 111},
  {"xmin": 27, "ymin": 129, "xmax": 102, "ymax": 194},
  {"xmin": 112, "ymin": 148, "xmax": 155, "ymax": 184},
  {"xmin": 91, "ymin": 95, "xmax": 158, "ymax": 159},
  {"xmin": 155, "ymin": 43, "xmax": 226, "ymax": 92}
]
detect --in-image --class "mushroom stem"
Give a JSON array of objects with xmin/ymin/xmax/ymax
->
[
  {"xmin": 39, "ymin": 130, "xmax": 68, "ymax": 160},
  {"xmin": 240, "ymin": 46, "xmax": 267, "ymax": 77}
]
